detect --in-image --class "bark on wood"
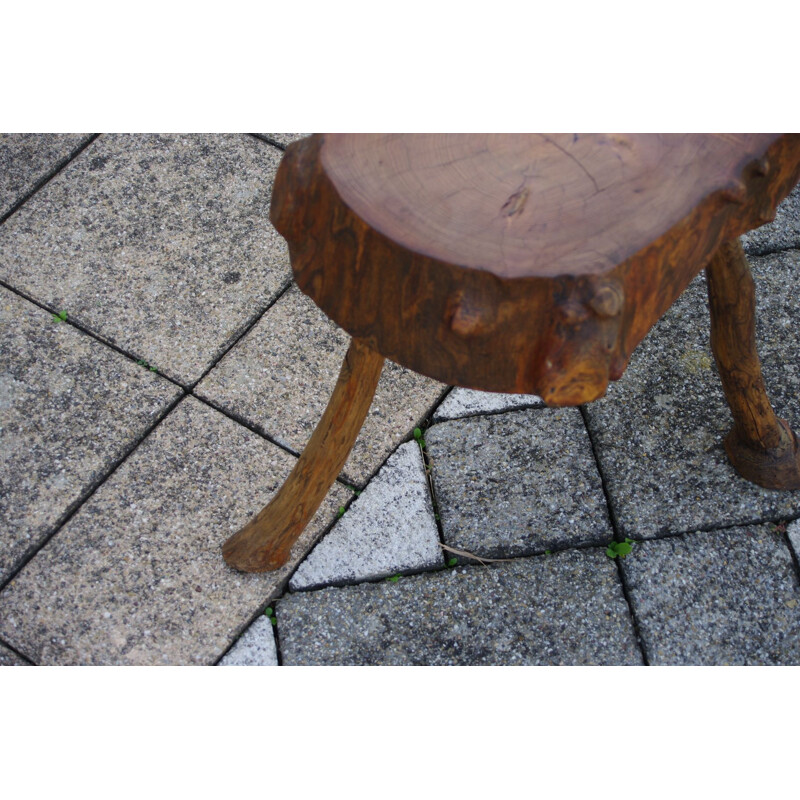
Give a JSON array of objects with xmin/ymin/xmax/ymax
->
[
  {"xmin": 271, "ymin": 133, "xmax": 800, "ymax": 405},
  {"xmin": 222, "ymin": 338, "xmax": 384, "ymax": 572}
]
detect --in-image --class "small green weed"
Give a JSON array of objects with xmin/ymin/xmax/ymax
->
[
  {"xmin": 52, "ymin": 310, "xmax": 67, "ymax": 322},
  {"xmin": 386, "ymin": 574, "xmax": 401, "ymax": 583},
  {"xmin": 136, "ymin": 359, "xmax": 157, "ymax": 372},
  {"xmin": 447, "ymin": 557, "xmax": 458, "ymax": 567},
  {"xmin": 413, "ymin": 427, "xmax": 426, "ymax": 448},
  {"xmin": 264, "ymin": 606, "xmax": 277, "ymax": 626},
  {"xmin": 606, "ymin": 538, "xmax": 635, "ymax": 559},
  {"xmin": 337, "ymin": 506, "xmax": 346, "ymax": 518}
]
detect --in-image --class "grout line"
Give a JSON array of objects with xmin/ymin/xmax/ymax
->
[
  {"xmin": 248, "ymin": 134, "xmax": 288, "ymax": 151},
  {"xmin": 578, "ymin": 404, "xmax": 650, "ymax": 665},
  {"xmin": 186, "ymin": 277, "xmax": 293, "ymax": 392},
  {"xmin": 0, "ymin": 278, "xmax": 187, "ymax": 390},
  {"xmin": 0, "ymin": 392, "xmax": 185, "ymax": 595},
  {"xmin": 0, "ymin": 134, "xmax": 101, "ymax": 227},
  {"xmin": 188, "ymin": 391, "xmax": 301, "ymax": 459},
  {"xmin": 0, "ymin": 635, "xmax": 36, "ymax": 666}
]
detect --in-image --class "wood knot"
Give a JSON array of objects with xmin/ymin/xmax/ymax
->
[
  {"xmin": 447, "ymin": 291, "xmax": 496, "ymax": 336},
  {"xmin": 557, "ymin": 301, "xmax": 589, "ymax": 324},
  {"xmin": 588, "ymin": 280, "xmax": 624, "ymax": 318},
  {"xmin": 501, "ymin": 187, "xmax": 529, "ymax": 218}
]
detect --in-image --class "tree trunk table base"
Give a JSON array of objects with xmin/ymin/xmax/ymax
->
[{"xmin": 223, "ymin": 134, "xmax": 800, "ymax": 573}]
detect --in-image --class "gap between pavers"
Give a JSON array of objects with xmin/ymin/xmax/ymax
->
[
  {"xmin": 218, "ymin": 615, "xmax": 278, "ymax": 666},
  {"xmin": 277, "ymin": 547, "xmax": 643, "ymax": 666},
  {"xmin": 0, "ymin": 396, "xmax": 350, "ymax": 665},
  {"xmin": 289, "ymin": 440, "xmax": 443, "ymax": 591},
  {"xmin": 196, "ymin": 283, "xmax": 447, "ymax": 487},
  {"xmin": 433, "ymin": 387, "xmax": 544, "ymax": 421},
  {"xmin": 620, "ymin": 524, "xmax": 800, "ymax": 665},
  {"xmin": 0, "ymin": 133, "xmax": 94, "ymax": 219},
  {"xmin": 0, "ymin": 286, "xmax": 182, "ymax": 585},
  {"xmin": 0, "ymin": 641, "xmax": 30, "ymax": 666},
  {"xmin": 787, "ymin": 519, "xmax": 800, "ymax": 564},
  {"xmin": 0, "ymin": 134, "xmax": 292, "ymax": 386}
]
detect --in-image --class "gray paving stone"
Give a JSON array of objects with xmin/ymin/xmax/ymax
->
[
  {"xmin": 0, "ymin": 133, "xmax": 92, "ymax": 218},
  {"xmin": 788, "ymin": 519, "xmax": 800, "ymax": 562},
  {"xmin": 583, "ymin": 251, "xmax": 800, "ymax": 539},
  {"xmin": 0, "ymin": 133, "xmax": 291, "ymax": 385},
  {"xmin": 0, "ymin": 642, "xmax": 30, "ymax": 666},
  {"xmin": 279, "ymin": 548, "xmax": 642, "ymax": 665},
  {"xmin": 426, "ymin": 407, "xmax": 612, "ymax": 560},
  {"xmin": 290, "ymin": 441, "xmax": 443, "ymax": 591},
  {"xmin": 0, "ymin": 396, "xmax": 349, "ymax": 665},
  {"xmin": 741, "ymin": 183, "xmax": 800, "ymax": 255},
  {"xmin": 433, "ymin": 388, "xmax": 544, "ymax": 421},
  {"xmin": 218, "ymin": 615, "xmax": 278, "ymax": 666},
  {"xmin": 0, "ymin": 287, "xmax": 182, "ymax": 584},
  {"xmin": 260, "ymin": 134, "xmax": 311, "ymax": 147},
  {"xmin": 621, "ymin": 525, "xmax": 800, "ymax": 665},
  {"xmin": 196, "ymin": 283, "xmax": 447, "ymax": 486}
]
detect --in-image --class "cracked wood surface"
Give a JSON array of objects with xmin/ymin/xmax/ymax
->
[{"xmin": 271, "ymin": 133, "xmax": 800, "ymax": 404}]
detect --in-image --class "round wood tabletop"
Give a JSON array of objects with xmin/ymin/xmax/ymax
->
[{"xmin": 321, "ymin": 133, "xmax": 782, "ymax": 279}]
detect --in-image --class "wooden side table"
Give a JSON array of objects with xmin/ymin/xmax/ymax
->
[{"xmin": 223, "ymin": 133, "xmax": 800, "ymax": 573}]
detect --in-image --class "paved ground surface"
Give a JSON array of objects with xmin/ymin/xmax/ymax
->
[{"xmin": 1, "ymin": 133, "xmax": 800, "ymax": 666}]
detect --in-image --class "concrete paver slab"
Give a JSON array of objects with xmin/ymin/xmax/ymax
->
[
  {"xmin": 196, "ymin": 283, "xmax": 446, "ymax": 486},
  {"xmin": 259, "ymin": 134, "xmax": 311, "ymax": 147},
  {"xmin": 0, "ymin": 642, "xmax": 30, "ymax": 666},
  {"xmin": 218, "ymin": 615, "xmax": 278, "ymax": 666},
  {"xmin": 0, "ymin": 396, "xmax": 349, "ymax": 665},
  {"xmin": 0, "ymin": 287, "xmax": 181, "ymax": 584},
  {"xmin": 584, "ymin": 252, "xmax": 800, "ymax": 539},
  {"xmin": 289, "ymin": 441, "xmax": 443, "ymax": 591},
  {"xmin": 278, "ymin": 548, "xmax": 642, "ymax": 665},
  {"xmin": 0, "ymin": 133, "xmax": 291, "ymax": 385},
  {"xmin": 433, "ymin": 388, "xmax": 544, "ymax": 421},
  {"xmin": 788, "ymin": 519, "xmax": 800, "ymax": 563},
  {"xmin": 426, "ymin": 407, "xmax": 612, "ymax": 560},
  {"xmin": 621, "ymin": 525, "xmax": 800, "ymax": 665},
  {"xmin": 741, "ymin": 185, "xmax": 800, "ymax": 255},
  {"xmin": 0, "ymin": 133, "xmax": 92, "ymax": 218}
]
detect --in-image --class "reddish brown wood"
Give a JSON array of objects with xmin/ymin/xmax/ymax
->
[
  {"xmin": 228, "ymin": 134, "xmax": 800, "ymax": 573},
  {"xmin": 706, "ymin": 239, "xmax": 800, "ymax": 489},
  {"xmin": 222, "ymin": 338, "xmax": 384, "ymax": 572},
  {"xmin": 272, "ymin": 133, "xmax": 800, "ymax": 405}
]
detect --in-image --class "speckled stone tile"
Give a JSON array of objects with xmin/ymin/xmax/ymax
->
[
  {"xmin": 278, "ymin": 548, "xmax": 642, "ymax": 665},
  {"xmin": 0, "ymin": 396, "xmax": 349, "ymax": 665},
  {"xmin": 425, "ymin": 407, "xmax": 612, "ymax": 560},
  {"xmin": 0, "ymin": 641, "xmax": 30, "ymax": 666},
  {"xmin": 0, "ymin": 133, "xmax": 93, "ymax": 218},
  {"xmin": 741, "ymin": 183, "xmax": 800, "ymax": 255},
  {"xmin": 196, "ymin": 283, "xmax": 447, "ymax": 486},
  {"xmin": 289, "ymin": 441, "xmax": 443, "ymax": 591},
  {"xmin": 432, "ymin": 388, "xmax": 544, "ymax": 422},
  {"xmin": 583, "ymin": 251, "xmax": 800, "ymax": 539},
  {"xmin": 219, "ymin": 615, "xmax": 278, "ymax": 666},
  {"xmin": 621, "ymin": 525, "xmax": 800, "ymax": 665},
  {"xmin": 0, "ymin": 133, "xmax": 291, "ymax": 385},
  {"xmin": 259, "ymin": 134, "xmax": 311, "ymax": 147},
  {"xmin": 0, "ymin": 287, "xmax": 182, "ymax": 584},
  {"xmin": 788, "ymin": 519, "xmax": 800, "ymax": 562}
]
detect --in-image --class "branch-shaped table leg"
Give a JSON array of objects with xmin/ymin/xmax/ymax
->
[
  {"xmin": 706, "ymin": 239, "xmax": 800, "ymax": 489},
  {"xmin": 223, "ymin": 338, "xmax": 385, "ymax": 572}
]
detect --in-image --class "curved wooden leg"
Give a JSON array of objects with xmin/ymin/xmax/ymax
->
[
  {"xmin": 706, "ymin": 239, "xmax": 800, "ymax": 489},
  {"xmin": 223, "ymin": 338, "xmax": 384, "ymax": 572}
]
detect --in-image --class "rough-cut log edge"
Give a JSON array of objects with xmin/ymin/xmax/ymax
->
[{"xmin": 270, "ymin": 134, "xmax": 800, "ymax": 404}]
